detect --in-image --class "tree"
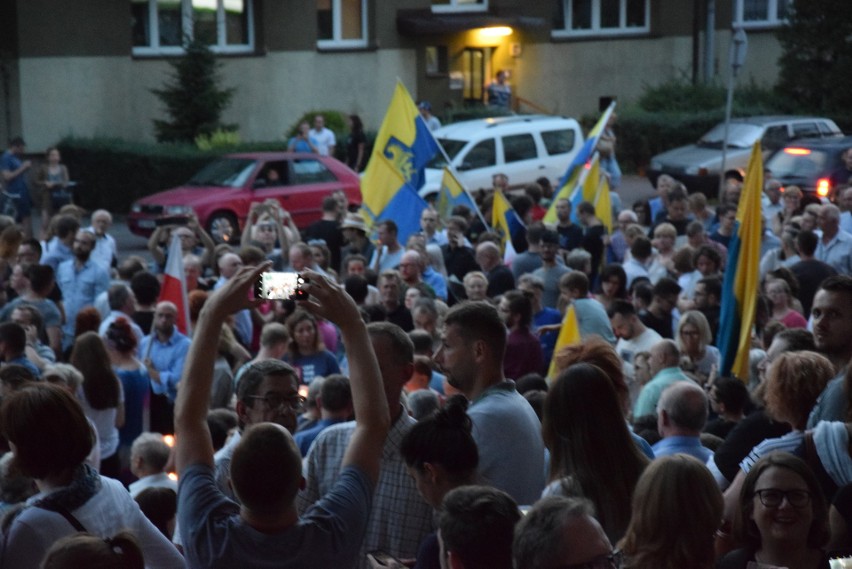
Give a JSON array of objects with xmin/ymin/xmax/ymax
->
[
  {"xmin": 776, "ymin": 0, "xmax": 852, "ymax": 113},
  {"xmin": 151, "ymin": 38, "xmax": 235, "ymax": 143}
]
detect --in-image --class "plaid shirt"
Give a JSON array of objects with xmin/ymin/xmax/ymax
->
[{"xmin": 298, "ymin": 410, "xmax": 434, "ymax": 569}]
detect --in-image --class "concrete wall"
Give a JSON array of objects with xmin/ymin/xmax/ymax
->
[{"xmin": 16, "ymin": 49, "xmax": 418, "ymax": 150}]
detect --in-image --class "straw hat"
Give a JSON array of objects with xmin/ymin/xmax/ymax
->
[{"xmin": 341, "ymin": 212, "xmax": 368, "ymax": 233}]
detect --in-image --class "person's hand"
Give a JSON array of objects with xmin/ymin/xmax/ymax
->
[
  {"xmin": 536, "ymin": 323, "xmax": 562, "ymax": 336},
  {"xmin": 22, "ymin": 324, "xmax": 38, "ymax": 345},
  {"xmin": 187, "ymin": 213, "xmax": 200, "ymax": 230},
  {"xmin": 204, "ymin": 262, "xmax": 270, "ymax": 320},
  {"xmin": 21, "ymin": 160, "xmax": 31, "ymax": 170},
  {"xmin": 144, "ymin": 359, "xmax": 161, "ymax": 384},
  {"xmin": 297, "ymin": 270, "xmax": 361, "ymax": 331}
]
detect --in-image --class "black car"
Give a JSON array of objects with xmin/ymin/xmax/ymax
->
[{"xmin": 764, "ymin": 135, "xmax": 852, "ymax": 202}]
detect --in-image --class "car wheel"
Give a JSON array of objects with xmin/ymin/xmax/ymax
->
[{"xmin": 208, "ymin": 212, "xmax": 238, "ymax": 244}]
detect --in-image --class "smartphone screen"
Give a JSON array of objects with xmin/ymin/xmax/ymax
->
[{"xmin": 256, "ymin": 272, "xmax": 304, "ymax": 300}]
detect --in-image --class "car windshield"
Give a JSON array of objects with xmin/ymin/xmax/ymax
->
[
  {"xmin": 186, "ymin": 158, "xmax": 256, "ymax": 187},
  {"xmin": 697, "ymin": 123, "xmax": 764, "ymax": 150},
  {"xmin": 427, "ymin": 139, "xmax": 467, "ymax": 169},
  {"xmin": 765, "ymin": 148, "xmax": 830, "ymax": 179}
]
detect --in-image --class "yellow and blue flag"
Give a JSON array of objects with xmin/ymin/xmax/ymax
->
[
  {"xmin": 718, "ymin": 141, "xmax": 763, "ymax": 380},
  {"xmin": 492, "ymin": 189, "xmax": 525, "ymax": 263},
  {"xmin": 547, "ymin": 305, "xmax": 581, "ymax": 379},
  {"xmin": 544, "ymin": 101, "xmax": 617, "ymax": 224},
  {"xmin": 436, "ymin": 167, "xmax": 484, "ymax": 224},
  {"xmin": 594, "ymin": 174, "xmax": 612, "ymax": 233},
  {"xmin": 360, "ymin": 81, "xmax": 439, "ymax": 244}
]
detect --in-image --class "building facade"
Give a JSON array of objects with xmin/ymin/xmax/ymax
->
[{"xmin": 0, "ymin": 0, "xmax": 789, "ymax": 150}]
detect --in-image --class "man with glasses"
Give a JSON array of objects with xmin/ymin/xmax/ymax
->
[{"xmin": 514, "ymin": 496, "xmax": 622, "ymax": 569}]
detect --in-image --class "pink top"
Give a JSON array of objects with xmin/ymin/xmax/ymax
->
[{"xmin": 778, "ymin": 309, "xmax": 808, "ymax": 329}]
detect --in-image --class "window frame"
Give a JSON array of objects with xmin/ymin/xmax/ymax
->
[
  {"xmin": 317, "ymin": 0, "xmax": 368, "ymax": 50},
  {"xmin": 734, "ymin": 0, "xmax": 790, "ymax": 29},
  {"xmin": 552, "ymin": 0, "xmax": 650, "ymax": 38},
  {"xmin": 431, "ymin": 0, "xmax": 488, "ymax": 14},
  {"xmin": 132, "ymin": 0, "xmax": 255, "ymax": 56}
]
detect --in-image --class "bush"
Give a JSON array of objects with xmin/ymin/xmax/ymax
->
[{"xmin": 56, "ymin": 137, "xmax": 285, "ymax": 213}]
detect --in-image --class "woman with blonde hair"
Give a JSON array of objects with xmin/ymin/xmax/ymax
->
[
  {"xmin": 676, "ymin": 310, "xmax": 720, "ymax": 382},
  {"xmin": 619, "ymin": 454, "xmax": 723, "ymax": 569},
  {"xmin": 765, "ymin": 277, "xmax": 808, "ymax": 329},
  {"xmin": 772, "ymin": 185, "xmax": 804, "ymax": 236}
]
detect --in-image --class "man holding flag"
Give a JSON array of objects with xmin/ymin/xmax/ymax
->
[
  {"xmin": 142, "ymin": 233, "xmax": 192, "ymax": 435},
  {"xmin": 360, "ymin": 82, "xmax": 439, "ymax": 245}
]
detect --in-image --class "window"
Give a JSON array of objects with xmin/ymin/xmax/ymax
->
[
  {"xmin": 291, "ymin": 160, "xmax": 336, "ymax": 184},
  {"xmin": 502, "ymin": 135, "xmax": 538, "ymax": 163},
  {"xmin": 425, "ymin": 46, "xmax": 449, "ymax": 76},
  {"xmin": 761, "ymin": 126, "xmax": 789, "ymax": 152},
  {"xmin": 792, "ymin": 122, "xmax": 820, "ymax": 140},
  {"xmin": 541, "ymin": 129, "xmax": 577, "ymax": 155},
  {"xmin": 554, "ymin": 0, "xmax": 649, "ymax": 37},
  {"xmin": 317, "ymin": 0, "xmax": 367, "ymax": 48},
  {"xmin": 132, "ymin": 0, "xmax": 253, "ymax": 54},
  {"xmin": 735, "ymin": 0, "xmax": 790, "ymax": 27},
  {"xmin": 461, "ymin": 139, "xmax": 496, "ymax": 170},
  {"xmin": 431, "ymin": 0, "xmax": 487, "ymax": 13}
]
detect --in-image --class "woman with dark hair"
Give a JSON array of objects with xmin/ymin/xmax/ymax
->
[
  {"xmin": 70, "ymin": 332, "xmax": 124, "ymax": 479},
  {"xmin": 618, "ymin": 454, "xmax": 722, "ymax": 569},
  {"xmin": 346, "ymin": 114, "xmax": 367, "ymax": 172},
  {"xmin": 0, "ymin": 383, "xmax": 183, "ymax": 568},
  {"xmin": 105, "ymin": 318, "xmax": 148, "ymax": 460},
  {"xmin": 284, "ymin": 309, "xmax": 339, "ymax": 385},
  {"xmin": 399, "ymin": 394, "xmax": 478, "ymax": 569},
  {"xmin": 595, "ymin": 264, "xmax": 627, "ymax": 311},
  {"xmin": 41, "ymin": 530, "xmax": 145, "ymax": 569},
  {"xmin": 542, "ymin": 363, "xmax": 650, "ymax": 543},
  {"xmin": 719, "ymin": 452, "xmax": 830, "ymax": 568}
]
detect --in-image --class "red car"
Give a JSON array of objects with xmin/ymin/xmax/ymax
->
[{"xmin": 128, "ymin": 152, "xmax": 361, "ymax": 243}]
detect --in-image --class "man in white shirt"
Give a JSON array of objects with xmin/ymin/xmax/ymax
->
[
  {"xmin": 608, "ymin": 299, "xmax": 662, "ymax": 396},
  {"xmin": 128, "ymin": 433, "xmax": 178, "ymax": 498},
  {"xmin": 87, "ymin": 209, "xmax": 118, "ymax": 272},
  {"xmin": 310, "ymin": 114, "xmax": 336, "ymax": 157}
]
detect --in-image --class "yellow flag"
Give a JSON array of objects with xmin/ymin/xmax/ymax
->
[{"xmin": 547, "ymin": 305, "xmax": 581, "ymax": 379}]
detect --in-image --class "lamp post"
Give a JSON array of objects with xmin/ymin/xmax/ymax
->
[{"xmin": 719, "ymin": 26, "xmax": 748, "ymax": 196}]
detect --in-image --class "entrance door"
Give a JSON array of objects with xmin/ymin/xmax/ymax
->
[{"xmin": 462, "ymin": 48, "xmax": 485, "ymax": 104}]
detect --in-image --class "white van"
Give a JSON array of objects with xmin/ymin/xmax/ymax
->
[{"xmin": 420, "ymin": 115, "xmax": 584, "ymax": 199}]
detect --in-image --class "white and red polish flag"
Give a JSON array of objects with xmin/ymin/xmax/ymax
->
[{"xmin": 159, "ymin": 234, "xmax": 191, "ymax": 335}]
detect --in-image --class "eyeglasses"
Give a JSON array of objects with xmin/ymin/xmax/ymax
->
[
  {"xmin": 754, "ymin": 488, "xmax": 811, "ymax": 508},
  {"xmin": 246, "ymin": 394, "xmax": 306, "ymax": 413},
  {"xmin": 556, "ymin": 549, "xmax": 623, "ymax": 569}
]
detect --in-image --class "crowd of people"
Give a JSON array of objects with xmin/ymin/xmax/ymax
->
[{"xmin": 1, "ymin": 128, "xmax": 852, "ymax": 568}]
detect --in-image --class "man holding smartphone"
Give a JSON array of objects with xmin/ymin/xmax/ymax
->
[{"xmin": 174, "ymin": 264, "xmax": 390, "ymax": 568}]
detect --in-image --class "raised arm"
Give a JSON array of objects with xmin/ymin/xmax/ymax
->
[
  {"xmin": 188, "ymin": 214, "xmax": 216, "ymax": 268},
  {"xmin": 174, "ymin": 261, "xmax": 269, "ymax": 474},
  {"xmin": 147, "ymin": 226, "xmax": 168, "ymax": 267},
  {"xmin": 299, "ymin": 271, "xmax": 390, "ymax": 483}
]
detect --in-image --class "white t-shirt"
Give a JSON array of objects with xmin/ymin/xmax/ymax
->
[
  {"xmin": 310, "ymin": 127, "xmax": 337, "ymax": 156},
  {"xmin": 79, "ymin": 382, "xmax": 124, "ymax": 460},
  {"xmin": 616, "ymin": 326, "xmax": 663, "ymax": 381}
]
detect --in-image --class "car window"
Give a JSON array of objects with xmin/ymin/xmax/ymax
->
[
  {"xmin": 257, "ymin": 160, "xmax": 289, "ymax": 186},
  {"xmin": 187, "ymin": 158, "xmax": 256, "ymax": 187},
  {"xmin": 698, "ymin": 123, "xmax": 764, "ymax": 149},
  {"xmin": 792, "ymin": 122, "xmax": 820, "ymax": 139},
  {"xmin": 818, "ymin": 122, "xmax": 836, "ymax": 136},
  {"xmin": 502, "ymin": 134, "xmax": 538, "ymax": 163},
  {"xmin": 290, "ymin": 159, "xmax": 336, "ymax": 184},
  {"xmin": 765, "ymin": 147, "xmax": 829, "ymax": 178},
  {"xmin": 762, "ymin": 126, "xmax": 790, "ymax": 151},
  {"xmin": 541, "ymin": 129, "xmax": 577, "ymax": 155},
  {"xmin": 461, "ymin": 139, "xmax": 496, "ymax": 170},
  {"xmin": 427, "ymin": 138, "xmax": 467, "ymax": 169}
]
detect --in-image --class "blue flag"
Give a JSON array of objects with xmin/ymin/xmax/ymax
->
[{"xmin": 360, "ymin": 82, "xmax": 439, "ymax": 244}]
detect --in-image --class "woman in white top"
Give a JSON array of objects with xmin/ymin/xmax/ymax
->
[
  {"xmin": 70, "ymin": 332, "xmax": 124, "ymax": 479},
  {"xmin": 0, "ymin": 383, "xmax": 184, "ymax": 569}
]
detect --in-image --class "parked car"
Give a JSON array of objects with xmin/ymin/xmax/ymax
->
[
  {"xmin": 419, "ymin": 115, "xmax": 584, "ymax": 199},
  {"xmin": 647, "ymin": 116, "xmax": 843, "ymax": 196},
  {"xmin": 128, "ymin": 152, "xmax": 361, "ymax": 243},
  {"xmin": 764, "ymin": 135, "xmax": 852, "ymax": 202}
]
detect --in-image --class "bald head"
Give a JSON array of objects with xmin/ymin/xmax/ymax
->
[
  {"xmin": 218, "ymin": 252, "xmax": 243, "ymax": 279},
  {"xmin": 649, "ymin": 339, "xmax": 680, "ymax": 376},
  {"xmin": 657, "ymin": 381, "xmax": 708, "ymax": 434},
  {"xmin": 476, "ymin": 242, "xmax": 501, "ymax": 271}
]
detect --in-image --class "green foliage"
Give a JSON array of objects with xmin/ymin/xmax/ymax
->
[
  {"xmin": 151, "ymin": 38, "xmax": 235, "ymax": 143},
  {"xmin": 56, "ymin": 137, "xmax": 286, "ymax": 213},
  {"xmin": 776, "ymin": 0, "xmax": 852, "ymax": 114},
  {"xmin": 195, "ymin": 128, "xmax": 241, "ymax": 151}
]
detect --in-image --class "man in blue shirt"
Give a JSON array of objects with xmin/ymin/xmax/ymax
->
[
  {"xmin": 0, "ymin": 136, "xmax": 33, "ymax": 235},
  {"xmin": 56, "ymin": 229, "xmax": 110, "ymax": 349},
  {"xmin": 651, "ymin": 381, "xmax": 712, "ymax": 462},
  {"xmin": 173, "ymin": 263, "xmax": 390, "ymax": 569},
  {"xmin": 140, "ymin": 301, "xmax": 191, "ymax": 435}
]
